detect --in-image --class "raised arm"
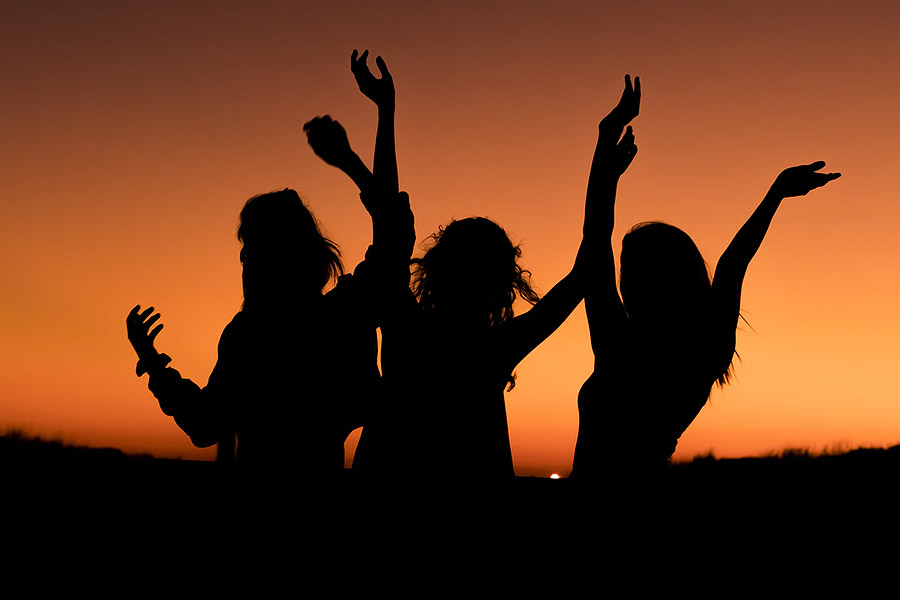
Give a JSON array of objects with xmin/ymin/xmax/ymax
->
[
  {"xmin": 305, "ymin": 51, "xmax": 400, "ymax": 208},
  {"xmin": 712, "ymin": 161, "xmax": 841, "ymax": 323},
  {"xmin": 305, "ymin": 52, "xmax": 413, "ymax": 265},
  {"xmin": 585, "ymin": 75, "xmax": 640, "ymax": 239},
  {"xmin": 503, "ymin": 78, "xmax": 641, "ymax": 367},
  {"xmin": 351, "ymin": 49, "xmax": 398, "ymax": 197},
  {"xmin": 583, "ymin": 75, "xmax": 640, "ymax": 356},
  {"xmin": 303, "ymin": 115, "xmax": 374, "ymax": 193}
]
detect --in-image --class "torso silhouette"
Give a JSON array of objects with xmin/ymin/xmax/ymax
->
[
  {"xmin": 149, "ymin": 269, "xmax": 378, "ymax": 475},
  {"xmin": 368, "ymin": 307, "xmax": 517, "ymax": 480},
  {"xmin": 572, "ymin": 320, "xmax": 733, "ymax": 478}
]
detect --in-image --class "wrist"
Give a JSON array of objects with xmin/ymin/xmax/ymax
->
[
  {"xmin": 377, "ymin": 101, "xmax": 396, "ymax": 115},
  {"xmin": 764, "ymin": 186, "xmax": 786, "ymax": 202},
  {"xmin": 137, "ymin": 352, "xmax": 172, "ymax": 377}
]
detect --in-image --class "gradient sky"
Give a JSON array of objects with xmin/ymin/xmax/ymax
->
[{"xmin": 2, "ymin": 0, "xmax": 898, "ymax": 476}]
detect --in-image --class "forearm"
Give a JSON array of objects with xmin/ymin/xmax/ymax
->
[
  {"xmin": 507, "ymin": 268, "xmax": 584, "ymax": 367},
  {"xmin": 584, "ymin": 120, "xmax": 623, "ymax": 239},
  {"xmin": 718, "ymin": 189, "xmax": 784, "ymax": 277},
  {"xmin": 585, "ymin": 170, "xmax": 619, "ymax": 239},
  {"xmin": 339, "ymin": 153, "xmax": 375, "ymax": 196},
  {"xmin": 373, "ymin": 103, "xmax": 398, "ymax": 196}
]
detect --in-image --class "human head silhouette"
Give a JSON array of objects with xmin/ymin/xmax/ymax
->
[
  {"xmin": 412, "ymin": 217, "xmax": 539, "ymax": 327},
  {"xmin": 237, "ymin": 189, "xmax": 342, "ymax": 309},
  {"xmin": 619, "ymin": 222, "xmax": 711, "ymax": 328}
]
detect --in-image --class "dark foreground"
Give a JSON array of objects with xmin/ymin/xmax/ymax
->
[
  {"xmin": 6, "ymin": 433, "xmax": 900, "ymax": 584},
  {"xmin": 6, "ymin": 433, "xmax": 900, "ymax": 516}
]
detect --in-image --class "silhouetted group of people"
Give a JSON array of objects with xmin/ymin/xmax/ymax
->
[{"xmin": 127, "ymin": 52, "xmax": 840, "ymax": 484}]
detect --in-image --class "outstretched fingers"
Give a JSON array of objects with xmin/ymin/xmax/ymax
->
[
  {"xmin": 807, "ymin": 160, "xmax": 842, "ymax": 187},
  {"xmin": 148, "ymin": 323, "xmax": 164, "ymax": 343},
  {"xmin": 144, "ymin": 312, "xmax": 162, "ymax": 329},
  {"xmin": 126, "ymin": 304, "xmax": 164, "ymax": 358},
  {"xmin": 350, "ymin": 48, "xmax": 394, "ymax": 107},
  {"xmin": 614, "ymin": 74, "xmax": 641, "ymax": 123},
  {"xmin": 351, "ymin": 49, "xmax": 374, "ymax": 81},
  {"xmin": 775, "ymin": 160, "xmax": 842, "ymax": 197},
  {"xmin": 815, "ymin": 171, "xmax": 842, "ymax": 188},
  {"xmin": 375, "ymin": 55, "xmax": 392, "ymax": 80},
  {"xmin": 351, "ymin": 49, "xmax": 369, "ymax": 70}
]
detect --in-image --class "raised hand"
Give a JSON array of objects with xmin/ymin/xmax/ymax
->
[
  {"xmin": 127, "ymin": 305, "xmax": 172, "ymax": 376},
  {"xmin": 613, "ymin": 125, "xmax": 638, "ymax": 175},
  {"xmin": 603, "ymin": 74, "xmax": 641, "ymax": 128},
  {"xmin": 127, "ymin": 304, "xmax": 164, "ymax": 359},
  {"xmin": 303, "ymin": 115, "xmax": 357, "ymax": 170},
  {"xmin": 350, "ymin": 49, "xmax": 395, "ymax": 109},
  {"xmin": 770, "ymin": 161, "xmax": 841, "ymax": 198}
]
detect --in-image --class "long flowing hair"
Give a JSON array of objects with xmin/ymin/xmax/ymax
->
[{"xmin": 619, "ymin": 221, "xmax": 734, "ymax": 386}]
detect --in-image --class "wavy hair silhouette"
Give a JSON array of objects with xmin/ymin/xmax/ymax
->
[{"xmin": 411, "ymin": 217, "xmax": 540, "ymax": 328}]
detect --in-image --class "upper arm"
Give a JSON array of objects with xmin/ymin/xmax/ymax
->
[{"xmin": 710, "ymin": 250, "xmax": 747, "ymax": 336}]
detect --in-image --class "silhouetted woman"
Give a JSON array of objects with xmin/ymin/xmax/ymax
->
[
  {"xmin": 126, "ymin": 188, "xmax": 381, "ymax": 476},
  {"xmin": 571, "ymin": 75, "xmax": 841, "ymax": 480},
  {"xmin": 311, "ymin": 52, "xmax": 591, "ymax": 482},
  {"xmin": 384, "ymin": 216, "xmax": 588, "ymax": 480},
  {"xmin": 126, "ymin": 50, "xmax": 407, "ymax": 475}
]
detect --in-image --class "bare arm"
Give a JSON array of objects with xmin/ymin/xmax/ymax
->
[
  {"xmin": 351, "ymin": 50, "xmax": 398, "ymax": 197},
  {"xmin": 303, "ymin": 115, "xmax": 374, "ymax": 193},
  {"xmin": 502, "ymin": 247, "xmax": 586, "ymax": 369},
  {"xmin": 583, "ymin": 75, "xmax": 641, "ymax": 358},
  {"xmin": 712, "ymin": 161, "xmax": 841, "ymax": 324},
  {"xmin": 302, "ymin": 50, "xmax": 398, "ymax": 198},
  {"xmin": 304, "ymin": 108, "xmax": 415, "ymax": 331},
  {"xmin": 503, "ymin": 77, "xmax": 641, "ymax": 367}
]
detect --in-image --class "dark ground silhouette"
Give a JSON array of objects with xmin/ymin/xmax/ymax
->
[
  {"xmin": 7, "ymin": 432, "xmax": 900, "ymax": 501},
  {"xmin": 7, "ymin": 430, "xmax": 899, "ymax": 575}
]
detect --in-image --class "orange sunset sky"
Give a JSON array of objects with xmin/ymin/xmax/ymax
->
[{"xmin": 2, "ymin": 1, "xmax": 898, "ymax": 477}]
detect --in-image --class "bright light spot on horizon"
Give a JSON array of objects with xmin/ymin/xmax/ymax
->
[{"xmin": 550, "ymin": 473, "xmax": 560, "ymax": 479}]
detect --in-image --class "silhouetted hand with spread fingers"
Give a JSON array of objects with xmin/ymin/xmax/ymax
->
[
  {"xmin": 303, "ymin": 115, "xmax": 359, "ymax": 171},
  {"xmin": 351, "ymin": 49, "xmax": 394, "ymax": 110},
  {"xmin": 770, "ymin": 161, "xmax": 842, "ymax": 198},
  {"xmin": 126, "ymin": 305, "xmax": 171, "ymax": 376}
]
